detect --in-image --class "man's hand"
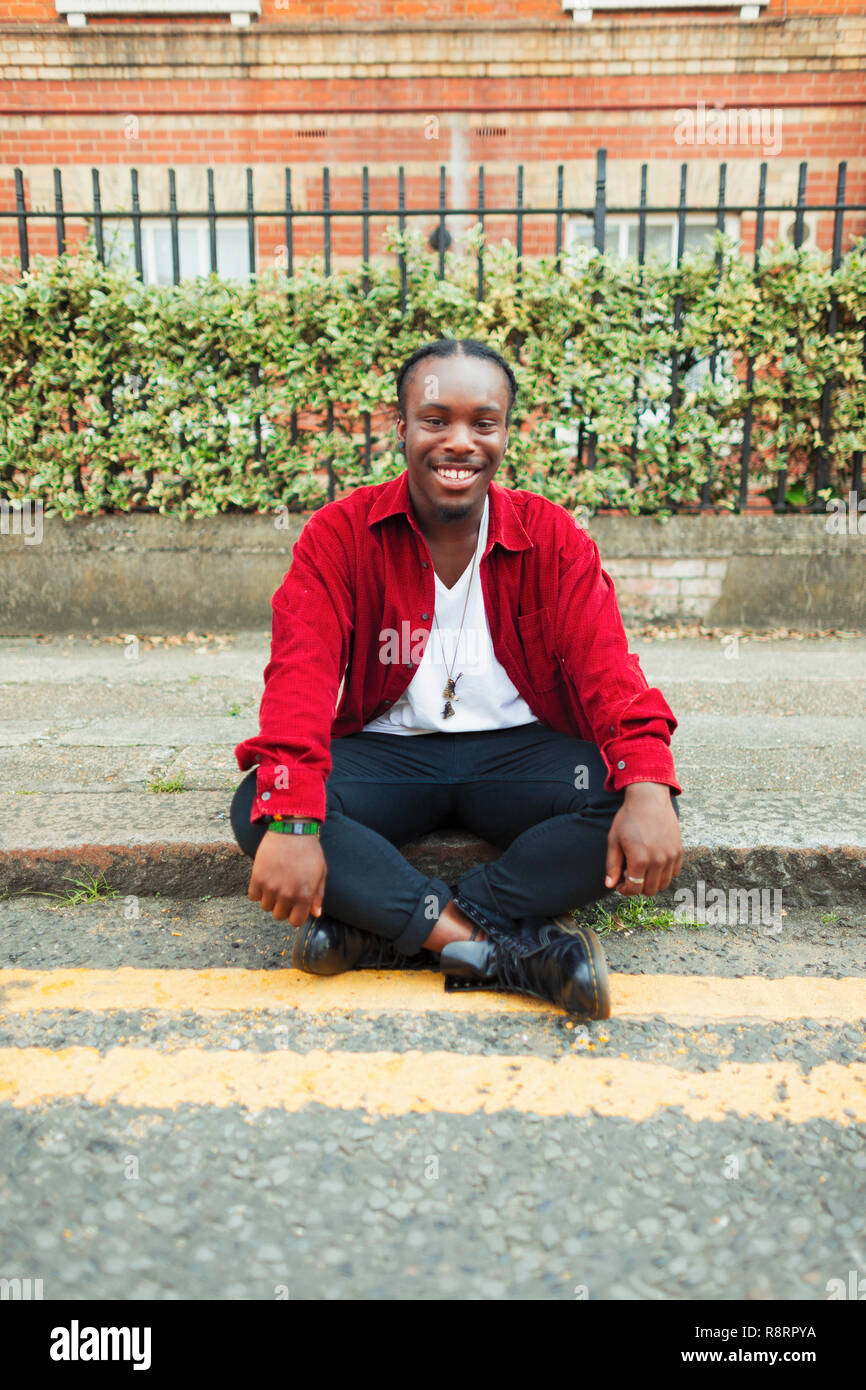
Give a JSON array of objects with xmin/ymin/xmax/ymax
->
[
  {"xmin": 604, "ymin": 782, "xmax": 682, "ymax": 897},
  {"xmin": 248, "ymin": 831, "xmax": 327, "ymax": 926}
]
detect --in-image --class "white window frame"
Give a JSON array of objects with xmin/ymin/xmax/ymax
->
[
  {"xmin": 562, "ymin": 0, "xmax": 768, "ymax": 22},
  {"xmin": 56, "ymin": 0, "xmax": 259, "ymax": 26},
  {"xmin": 104, "ymin": 217, "xmax": 253, "ymax": 286}
]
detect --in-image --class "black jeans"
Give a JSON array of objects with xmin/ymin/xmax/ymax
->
[{"xmin": 230, "ymin": 721, "xmax": 679, "ymax": 956}]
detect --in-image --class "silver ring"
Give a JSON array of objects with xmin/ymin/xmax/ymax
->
[{"xmin": 626, "ymin": 875, "xmax": 644, "ymax": 884}]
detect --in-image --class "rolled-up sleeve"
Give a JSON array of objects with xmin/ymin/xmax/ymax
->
[{"xmin": 234, "ymin": 509, "xmax": 354, "ymax": 823}]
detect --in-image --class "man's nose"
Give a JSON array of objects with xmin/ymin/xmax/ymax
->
[{"xmin": 443, "ymin": 423, "xmax": 476, "ymax": 452}]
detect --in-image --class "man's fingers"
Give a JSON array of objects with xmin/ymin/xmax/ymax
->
[
  {"xmin": 287, "ymin": 899, "xmax": 313, "ymax": 929},
  {"xmin": 254, "ymin": 888, "xmax": 322, "ymax": 925},
  {"xmin": 605, "ymin": 835, "xmax": 624, "ymax": 890},
  {"xmin": 659, "ymin": 857, "xmax": 679, "ymax": 893},
  {"xmin": 640, "ymin": 851, "xmax": 680, "ymax": 897},
  {"xmin": 642, "ymin": 863, "xmax": 663, "ymax": 898},
  {"xmin": 622, "ymin": 857, "xmax": 649, "ymax": 895},
  {"xmin": 609, "ymin": 801, "xmax": 682, "ymax": 898},
  {"xmin": 615, "ymin": 837, "xmax": 648, "ymax": 895}
]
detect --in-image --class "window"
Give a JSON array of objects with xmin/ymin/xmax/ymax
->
[
  {"xmin": 104, "ymin": 220, "xmax": 252, "ymax": 286},
  {"xmin": 56, "ymin": 0, "xmax": 260, "ymax": 26},
  {"xmin": 562, "ymin": 0, "xmax": 768, "ymax": 21},
  {"xmin": 565, "ymin": 214, "xmax": 741, "ymax": 263},
  {"xmin": 100, "ymin": 219, "xmax": 264, "ymax": 454},
  {"xmin": 556, "ymin": 215, "xmax": 741, "ymax": 455}
]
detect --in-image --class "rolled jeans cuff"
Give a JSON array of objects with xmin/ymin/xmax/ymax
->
[
  {"xmin": 393, "ymin": 875, "xmax": 453, "ymax": 955},
  {"xmin": 452, "ymin": 871, "xmax": 517, "ymax": 941}
]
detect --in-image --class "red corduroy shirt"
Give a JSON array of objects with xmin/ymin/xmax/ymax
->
[{"xmin": 234, "ymin": 469, "xmax": 682, "ymax": 824}]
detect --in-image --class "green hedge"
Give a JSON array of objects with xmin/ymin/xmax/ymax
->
[{"xmin": 1, "ymin": 223, "xmax": 864, "ymax": 518}]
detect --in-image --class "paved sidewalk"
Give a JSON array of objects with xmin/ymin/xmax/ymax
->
[{"xmin": 1, "ymin": 632, "xmax": 864, "ymax": 902}]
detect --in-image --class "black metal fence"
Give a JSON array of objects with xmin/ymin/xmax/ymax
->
[{"xmin": 3, "ymin": 149, "xmax": 865, "ymax": 512}]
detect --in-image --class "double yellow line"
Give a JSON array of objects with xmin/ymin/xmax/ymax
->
[{"xmin": 0, "ymin": 968, "xmax": 863, "ymax": 1121}]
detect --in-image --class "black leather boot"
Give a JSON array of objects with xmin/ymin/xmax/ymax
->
[
  {"xmin": 439, "ymin": 915, "xmax": 611, "ymax": 1018},
  {"xmin": 292, "ymin": 914, "xmax": 439, "ymax": 976}
]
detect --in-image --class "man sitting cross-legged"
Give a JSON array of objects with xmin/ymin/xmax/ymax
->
[{"xmin": 231, "ymin": 337, "xmax": 683, "ymax": 1018}]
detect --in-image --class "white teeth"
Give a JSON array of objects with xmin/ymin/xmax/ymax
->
[{"xmin": 435, "ymin": 468, "xmax": 476, "ymax": 481}]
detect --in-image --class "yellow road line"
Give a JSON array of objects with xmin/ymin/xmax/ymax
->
[
  {"xmin": 0, "ymin": 968, "xmax": 864, "ymax": 1022},
  {"xmin": 0, "ymin": 1048, "xmax": 863, "ymax": 1121}
]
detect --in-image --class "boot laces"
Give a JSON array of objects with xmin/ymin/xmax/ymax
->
[
  {"xmin": 362, "ymin": 934, "xmax": 430, "ymax": 970},
  {"xmin": 486, "ymin": 925, "xmax": 578, "ymax": 998},
  {"xmin": 362, "ymin": 935, "xmax": 402, "ymax": 968}
]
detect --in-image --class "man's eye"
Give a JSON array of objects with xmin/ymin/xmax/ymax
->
[{"xmin": 423, "ymin": 418, "xmax": 499, "ymax": 426}]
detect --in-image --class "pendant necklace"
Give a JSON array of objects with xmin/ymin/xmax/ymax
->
[{"xmin": 431, "ymin": 523, "xmax": 482, "ymax": 720}]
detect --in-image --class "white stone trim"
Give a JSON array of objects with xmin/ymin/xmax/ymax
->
[{"xmin": 56, "ymin": 0, "xmax": 260, "ymax": 24}]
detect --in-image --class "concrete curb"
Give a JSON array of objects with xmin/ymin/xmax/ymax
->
[{"xmin": 2, "ymin": 837, "xmax": 864, "ymax": 909}]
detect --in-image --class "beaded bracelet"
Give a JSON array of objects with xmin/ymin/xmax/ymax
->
[{"xmin": 265, "ymin": 815, "xmax": 321, "ymax": 836}]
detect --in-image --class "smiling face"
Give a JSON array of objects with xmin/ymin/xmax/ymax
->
[{"xmin": 396, "ymin": 352, "xmax": 511, "ymax": 530}]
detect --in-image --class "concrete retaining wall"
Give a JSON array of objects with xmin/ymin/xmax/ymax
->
[{"xmin": 1, "ymin": 506, "xmax": 864, "ymax": 633}]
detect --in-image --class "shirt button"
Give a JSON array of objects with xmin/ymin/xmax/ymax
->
[
  {"xmin": 422, "ymin": 561, "xmax": 429, "ymax": 569},
  {"xmin": 421, "ymin": 613, "xmax": 429, "ymax": 621},
  {"xmin": 261, "ymin": 791, "xmax": 271, "ymax": 801},
  {"xmin": 617, "ymin": 760, "xmax": 626, "ymax": 770}
]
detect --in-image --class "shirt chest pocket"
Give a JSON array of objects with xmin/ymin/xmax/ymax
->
[{"xmin": 516, "ymin": 607, "xmax": 562, "ymax": 692}]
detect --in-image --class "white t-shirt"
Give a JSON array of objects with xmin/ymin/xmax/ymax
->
[{"xmin": 363, "ymin": 494, "xmax": 540, "ymax": 736}]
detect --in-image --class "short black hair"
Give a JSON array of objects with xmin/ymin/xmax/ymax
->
[{"xmin": 395, "ymin": 338, "xmax": 517, "ymax": 425}]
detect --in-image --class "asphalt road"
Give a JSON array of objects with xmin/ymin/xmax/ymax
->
[{"xmin": 1, "ymin": 895, "xmax": 864, "ymax": 1301}]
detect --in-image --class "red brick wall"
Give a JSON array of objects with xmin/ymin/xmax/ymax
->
[
  {"xmin": 1, "ymin": 0, "xmax": 866, "ymax": 21},
  {"xmin": 1, "ymin": 8, "xmax": 864, "ymax": 264}
]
